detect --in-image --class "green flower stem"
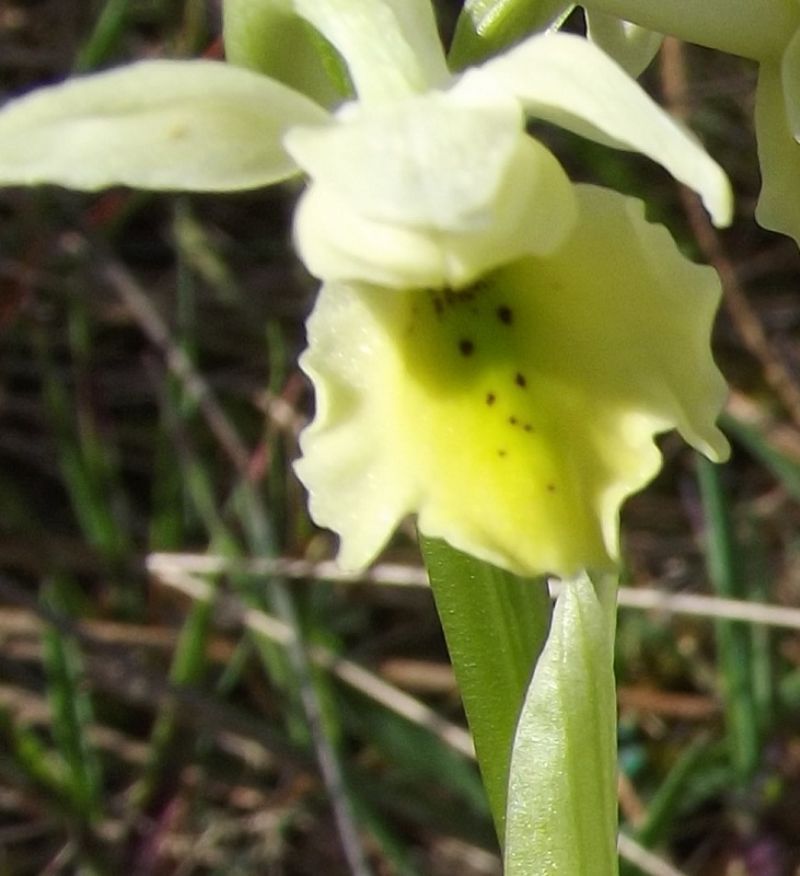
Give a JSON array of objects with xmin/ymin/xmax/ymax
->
[
  {"xmin": 421, "ymin": 536, "xmax": 552, "ymax": 840},
  {"xmin": 578, "ymin": 0, "xmax": 795, "ymax": 60}
]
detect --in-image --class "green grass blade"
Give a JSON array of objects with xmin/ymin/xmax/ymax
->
[
  {"xmin": 421, "ymin": 536, "xmax": 551, "ymax": 840},
  {"xmin": 634, "ymin": 737, "xmax": 712, "ymax": 850},
  {"xmin": 75, "ymin": 0, "xmax": 132, "ymax": 72},
  {"xmin": 696, "ymin": 454, "xmax": 760, "ymax": 782},
  {"xmin": 40, "ymin": 579, "xmax": 104, "ymax": 821},
  {"xmin": 721, "ymin": 412, "xmax": 800, "ymax": 502},
  {"xmin": 1, "ymin": 708, "xmax": 70, "ymax": 802},
  {"xmin": 344, "ymin": 692, "xmax": 488, "ymax": 816}
]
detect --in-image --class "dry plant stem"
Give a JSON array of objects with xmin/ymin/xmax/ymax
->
[
  {"xmin": 263, "ymin": 583, "xmax": 373, "ymax": 876},
  {"xmin": 98, "ymin": 252, "xmax": 371, "ymax": 875},
  {"xmin": 148, "ymin": 553, "xmax": 800, "ymax": 631},
  {"xmin": 99, "ymin": 258, "xmax": 252, "ymax": 474},
  {"xmin": 659, "ymin": 37, "xmax": 800, "ymax": 431},
  {"xmin": 617, "ymin": 834, "xmax": 688, "ymax": 876}
]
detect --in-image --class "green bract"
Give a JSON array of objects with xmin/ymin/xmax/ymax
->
[{"xmin": 0, "ymin": 0, "xmax": 731, "ymax": 577}]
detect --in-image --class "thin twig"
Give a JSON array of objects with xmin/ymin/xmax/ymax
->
[
  {"xmin": 99, "ymin": 258, "xmax": 252, "ymax": 473},
  {"xmin": 148, "ymin": 551, "xmax": 429, "ymax": 587},
  {"xmin": 148, "ymin": 552, "xmax": 800, "ymax": 631},
  {"xmin": 618, "ymin": 833, "xmax": 688, "ymax": 876}
]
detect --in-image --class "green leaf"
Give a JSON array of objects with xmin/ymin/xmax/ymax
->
[
  {"xmin": 505, "ymin": 572, "xmax": 618, "ymax": 876},
  {"xmin": 0, "ymin": 59, "xmax": 328, "ymax": 192},
  {"xmin": 421, "ymin": 536, "xmax": 552, "ymax": 839}
]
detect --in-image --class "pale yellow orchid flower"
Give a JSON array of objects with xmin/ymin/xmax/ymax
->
[{"xmin": 0, "ymin": 0, "xmax": 730, "ymax": 577}]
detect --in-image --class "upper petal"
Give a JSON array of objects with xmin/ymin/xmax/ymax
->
[
  {"xmin": 753, "ymin": 59, "xmax": 800, "ymax": 243},
  {"xmin": 474, "ymin": 31, "xmax": 732, "ymax": 226},
  {"xmin": 285, "ymin": 78, "xmax": 526, "ymax": 231},
  {"xmin": 584, "ymin": 10, "xmax": 663, "ymax": 78},
  {"xmin": 291, "ymin": 133, "xmax": 577, "ymax": 288},
  {"xmin": 0, "ymin": 59, "xmax": 328, "ymax": 192},
  {"xmin": 295, "ymin": 185, "xmax": 729, "ymax": 577},
  {"xmin": 223, "ymin": 0, "xmax": 346, "ymax": 108},
  {"xmin": 293, "ymin": 0, "xmax": 449, "ymax": 102}
]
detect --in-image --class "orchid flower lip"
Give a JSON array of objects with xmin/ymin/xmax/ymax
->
[{"xmin": 295, "ymin": 185, "xmax": 729, "ymax": 578}]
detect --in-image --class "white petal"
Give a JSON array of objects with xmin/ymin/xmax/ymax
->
[
  {"xmin": 286, "ymin": 79, "xmax": 527, "ymax": 230},
  {"xmin": 568, "ymin": 0, "xmax": 794, "ymax": 61},
  {"xmin": 0, "ymin": 60, "xmax": 328, "ymax": 191},
  {"xmin": 585, "ymin": 10, "xmax": 662, "ymax": 77},
  {"xmin": 753, "ymin": 59, "xmax": 800, "ymax": 243},
  {"xmin": 223, "ymin": 0, "xmax": 344, "ymax": 108},
  {"xmin": 294, "ymin": 0, "xmax": 449, "ymax": 101},
  {"xmin": 475, "ymin": 31, "xmax": 732, "ymax": 225},
  {"xmin": 292, "ymin": 135, "xmax": 577, "ymax": 288}
]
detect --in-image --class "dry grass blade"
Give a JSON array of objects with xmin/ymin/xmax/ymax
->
[
  {"xmin": 149, "ymin": 552, "xmax": 800, "ymax": 631},
  {"xmin": 618, "ymin": 833, "xmax": 688, "ymax": 876}
]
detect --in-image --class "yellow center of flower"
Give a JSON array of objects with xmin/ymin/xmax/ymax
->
[{"xmin": 391, "ymin": 273, "xmax": 612, "ymax": 575}]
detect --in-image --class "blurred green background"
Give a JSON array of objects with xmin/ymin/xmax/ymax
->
[{"xmin": 2, "ymin": 1, "xmax": 800, "ymax": 874}]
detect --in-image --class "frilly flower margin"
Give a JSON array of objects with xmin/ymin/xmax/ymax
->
[{"xmin": 0, "ymin": 0, "xmax": 731, "ymax": 579}]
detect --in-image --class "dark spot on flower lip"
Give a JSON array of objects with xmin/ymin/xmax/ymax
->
[
  {"xmin": 515, "ymin": 372, "xmax": 527, "ymax": 388},
  {"xmin": 459, "ymin": 338, "xmax": 475, "ymax": 356},
  {"xmin": 509, "ymin": 416, "xmax": 518, "ymax": 426},
  {"xmin": 497, "ymin": 305, "xmax": 513, "ymax": 325},
  {"xmin": 486, "ymin": 392, "xmax": 496, "ymax": 406},
  {"xmin": 547, "ymin": 483, "xmax": 556, "ymax": 492},
  {"xmin": 498, "ymin": 449, "xmax": 507, "ymax": 457},
  {"xmin": 523, "ymin": 423, "xmax": 534, "ymax": 433}
]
